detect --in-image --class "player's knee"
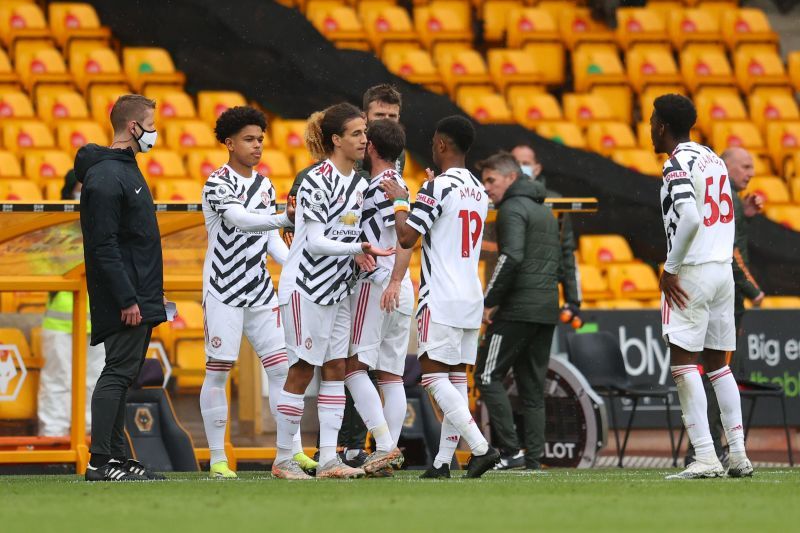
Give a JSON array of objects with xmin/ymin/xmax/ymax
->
[{"xmin": 322, "ymin": 358, "xmax": 346, "ymax": 381}]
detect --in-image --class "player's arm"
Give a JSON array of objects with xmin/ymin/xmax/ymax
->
[
  {"xmin": 484, "ymin": 201, "xmax": 526, "ymax": 310},
  {"xmin": 222, "ymin": 204, "xmax": 292, "ymax": 232},
  {"xmin": 380, "ymin": 178, "xmax": 438, "ymax": 249},
  {"xmin": 267, "ymin": 229, "xmax": 289, "ymax": 265},
  {"xmin": 732, "ymin": 247, "xmax": 763, "ymax": 304},
  {"xmin": 660, "ymin": 167, "xmax": 700, "ymax": 309},
  {"xmin": 306, "ymin": 220, "xmax": 392, "ymax": 257}
]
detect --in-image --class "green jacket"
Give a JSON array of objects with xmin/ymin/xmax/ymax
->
[
  {"xmin": 731, "ymin": 192, "xmax": 761, "ymax": 307},
  {"xmin": 537, "ymin": 174, "xmax": 580, "ymax": 305},
  {"xmin": 485, "ymin": 177, "xmax": 561, "ymax": 324}
]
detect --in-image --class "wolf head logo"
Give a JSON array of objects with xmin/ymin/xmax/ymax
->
[
  {"xmin": 0, "ymin": 346, "xmax": 27, "ymax": 401},
  {"xmin": 0, "ymin": 350, "xmax": 19, "ymax": 396}
]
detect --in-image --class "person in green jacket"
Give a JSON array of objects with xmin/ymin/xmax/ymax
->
[{"xmin": 474, "ymin": 152, "xmax": 561, "ymax": 471}]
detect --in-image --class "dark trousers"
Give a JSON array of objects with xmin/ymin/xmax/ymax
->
[
  {"xmin": 474, "ymin": 320, "xmax": 554, "ymax": 468},
  {"xmin": 338, "ymin": 371, "xmax": 377, "ymax": 450},
  {"xmin": 89, "ymin": 325, "xmax": 152, "ymax": 459}
]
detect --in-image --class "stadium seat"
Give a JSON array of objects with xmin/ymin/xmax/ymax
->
[
  {"xmin": 56, "ymin": 120, "xmax": 109, "ymax": 155},
  {"xmin": 577, "ymin": 263, "xmax": 613, "ymax": 301},
  {"xmin": 413, "ymin": 1, "xmax": 472, "ymax": 51},
  {"xmin": 185, "ymin": 148, "xmax": 229, "ymax": 182},
  {"xmin": 308, "ymin": 4, "xmax": 369, "ymax": 51},
  {"xmin": 123, "ymin": 47, "xmax": 186, "ymax": 92},
  {"xmin": 535, "ymin": 121, "xmax": 587, "ymax": 149},
  {"xmin": 522, "ymin": 42, "xmax": 565, "ymax": 86},
  {"xmin": 615, "ymin": 7, "xmax": 668, "ymax": 50},
  {"xmin": 383, "ymin": 47, "xmax": 444, "ymax": 93},
  {"xmin": 579, "ymin": 234, "xmax": 635, "ymax": 266},
  {"xmin": 589, "ymin": 85, "xmax": 633, "ymax": 125},
  {"xmin": 639, "ymin": 85, "xmax": 687, "ymax": 121},
  {"xmin": 711, "ymin": 121, "xmax": 764, "ymax": 154},
  {"xmin": 487, "ymin": 49, "xmax": 541, "ymax": 95},
  {"xmin": 0, "ymin": 89, "xmax": 34, "ymax": 118},
  {"xmin": 760, "ymin": 296, "xmax": 800, "ymax": 309},
  {"xmin": 562, "ymin": 93, "xmax": 614, "ymax": 128},
  {"xmin": 680, "ymin": 44, "xmax": 735, "ymax": 93},
  {"xmin": 154, "ymin": 179, "xmax": 203, "ymax": 202},
  {"xmin": 720, "ymin": 8, "xmax": 778, "ymax": 51},
  {"xmin": 590, "ymin": 299, "xmax": 646, "ymax": 309},
  {"xmin": 742, "ymin": 176, "xmax": 790, "ymax": 206},
  {"xmin": 0, "ymin": 150, "xmax": 23, "ymax": 178},
  {"xmin": 163, "ymin": 119, "xmax": 217, "ymax": 153},
  {"xmin": 458, "ymin": 91, "xmax": 514, "ymax": 124},
  {"xmin": 586, "ymin": 122, "xmax": 637, "ymax": 156},
  {"xmin": 0, "ymin": 47, "xmax": 20, "ymax": 86},
  {"xmin": 48, "ymin": 3, "xmax": 111, "ymax": 51},
  {"xmin": 558, "ymin": 8, "xmax": 614, "ymax": 51},
  {"xmin": 1, "ymin": 118, "xmax": 55, "ymax": 154},
  {"xmin": 35, "ymin": 88, "xmax": 89, "ymax": 124},
  {"xmin": 606, "ymin": 263, "xmax": 660, "ymax": 300},
  {"xmin": 625, "ymin": 44, "xmax": 682, "ymax": 93},
  {"xmin": 482, "ymin": 1, "xmax": 519, "ymax": 43},
  {"xmin": 438, "ymin": 49, "xmax": 492, "ymax": 99},
  {"xmin": 788, "ymin": 153, "xmax": 800, "ymax": 181},
  {"xmin": 765, "ymin": 121, "xmax": 800, "ymax": 171},
  {"xmin": 144, "ymin": 88, "xmax": 197, "ymax": 120},
  {"xmin": 0, "ymin": 328, "xmax": 40, "ymax": 420},
  {"xmin": 139, "ymin": 150, "xmax": 188, "ymax": 181},
  {"xmin": 256, "ymin": 149, "xmax": 294, "ymax": 181},
  {"xmin": 362, "ymin": 5, "xmax": 417, "ymax": 52},
  {"xmin": 572, "ymin": 43, "xmax": 627, "ymax": 92},
  {"xmin": 509, "ymin": 91, "xmax": 562, "ymax": 129},
  {"xmin": 271, "ymin": 177, "xmax": 295, "ymax": 203},
  {"xmin": 611, "ymin": 149, "xmax": 662, "ymax": 176},
  {"xmin": 197, "ymin": 91, "xmax": 247, "ymax": 124},
  {"xmin": 0, "ymin": 178, "xmax": 43, "ymax": 200},
  {"xmin": 271, "ymin": 119, "xmax": 309, "ymax": 156},
  {"xmin": 694, "ymin": 90, "xmax": 747, "ymax": 137},
  {"xmin": 506, "ymin": 8, "xmax": 560, "ymax": 48},
  {"xmin": 668, "ymin": 8, "xmax": 721, "ymax": 50},
  {"xmin": 0, "ymin": 2, "xmax": 51, "ymax": 50},
  {"xmin": 734, "ymin": 45, "xmax": 790, "ymax": 93},
  {"xmin": 23, "ymin": 150, "xmax": 73, "ymax": 182},
  {"xmin": 764, "ymin": 205, "xmax": 800, "ymax": 231},
  {"xmin": 43, "ymin": 179, "xmax": 63, "ymax": 199},
  {"xmin": 748, "ymin": 92, "xmax": 800, "ymax": 134},
  {"xmin": 88, "ymin": 85, "xmax": 129, "ymax": 128},
  {"xmin": 68, "ymin": 42, "xmax": 127, "ymax": 93},
  {"xmin": 14, "ymin": 42, "xmax": 74, "ymax": 93},
  {"xmin": 790, "ymin": 51, "xmax": 800, "ymax": 92}
]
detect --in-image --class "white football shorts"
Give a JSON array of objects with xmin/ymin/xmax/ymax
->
[{"xmin": 203, "ymin": 293, "xmax": 285, "ymax": 361}]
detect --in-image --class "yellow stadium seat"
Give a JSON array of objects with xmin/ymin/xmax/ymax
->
[
  {"xmin": 256, "ymin": 149, "xmax": 294, "ymax": 181},
  {"xmin": 734, "ymin": 46, "xmax": 789, "ymax": 93},
  {"xmin": 1, "ymin": 119, "xmax": 55, "ymax": 154},
  {"xmin": 43, "ymin": 180, "xmax": 63, "ymax": 200},
  {"xmin": 760, "ymin": 296, "xmax": 800, "ymax": 309},
  {"xmin": 765, "ymin": 121, "xmax": 800, "ymax": 171},
  {"xmin": 23, "ymin": 150, "xmax": 73, "ymax": 182},
  {"xmin": 668, "ymin": 8, "xmax": 721, "ymax": 50},
  {"xmin": 272, "ymin": 177, "xmax": 295, "ymax": 203},
  {"xmin": 56, "ymin": 120, "xmax": 109, "ymax": 155},
  {"xmin": 0, "ymin": 150, "xmax": 23, "ymax": 178},
  {"xmin": 510, "ymin": 91, "xmax": 562, "ymax": 129},
  {"xmin": 271, "ymin": 119, "xmax": 309, "ymax": 156},
  {"xmin": 507, "ymin": 8, "xmax": 560, "ymax": 48},
  {"xmin": 482, "ymin": 1, "xmax": 520, "ymax": 43},
  {"xmin": 0, "ymin": 178, "xmax": 43, "ymax": 200},
  {"xmin": 309, "ymin": 5, "xmax": 369, "ymax": 51},
  {"xmin": 186, "ymin": 148, "xmax": 229, "ymax": 182},
  {"xmin": 748, "ymin": 92, "xmax": 800, "ymax": 134},
  {"xmin": 680, "ymin": 44, "xmax": 734, "ymax": 93},
  {"xmin": 711, "ymin": 121, "xmax": 764, "ymax": 154},
  {"xmin": 611, "ymin": 149, "xmax": 662, "ymax": 176},
  {"xmin": 383, "ymin": 47, "xmax": 444, "ymax": 93},
  {"xmin": 432, "ymin": 41, "xmax": 472, "ymax": 67},
  {"xmin": 144, "ymin": 88, "xmax": 197, "ymax": 120},
  {"xmin": 0, "ymin": 2, "xmax": 50, "ymax": 50},
  {"xmin": 579, "ymin": 234, "xmax": 635, "ymax": 266},
  {"xmin": 572, "ymin": 43, "xmax": 627, "ymax": 92},
  {"xmin": 14, "ymin": 42, "xmax": 74, "ymax": 93},
  {"xmin": 414, "ymin": 1, "xmax": 473, "ymax": 50},
  {"xmin": 523, "ymin": 42, "xmax": 565, "ymax": 86},
  {"xmin": 562, "ymin": 93, "xmax": 614, "ymax": 128},
  {"xmin": 606, "ymin": 263, "xmax": 660, "ymax": 300},
  {"xmin": 535, "ymin": 121, "xmax": 586, "ymax": 149},
  {"xmin": 197, "ymin": 91, "xmax": 247, "ymax": 124},
  {"xmin": 138, "ymin": 150, "xmax": 188, "ymax": 180},
  {"xmin": 625, "ymin": 44, "xmax": 682, "ymax": 93},
  {"xmin": 591, "ymin": 299, "xmax": 647, "ymax": 310},
  {"xmin": 438, "ymin": 49, "xmax": 492, "ymax": 98},
  {"xmin": 163, "ymin": 119, "xmax": 217, "ymax": 152},
  {"xmin": 154, "ymin": 179, "xmax": 203, "ymax": 202},
  {"xmin": 123, "ymin": 47, "xmax": 186, "ymax": 92},
  {"xmin": 764, "ymin": 205, "xmax": 800, "ymax": 231},
  {"xmin": 458, "ymin": 91, "xmax": 513, "ymax": 124},
  {"xmin": 558, "ymin": 8, "xmax": 614, "ymax": 51},
  {"xmin": 0, "ymin": 89, "xmax": 34, "ymax": 118},
  {"xmin": 639, "ymin": 85, "xmax": 687, "ymax": 121},
  {"xmin": 363, "ymin": 5, "xmax": 417, "ymax": 52},
  {"xmin": 69, "ymin": 42, "xmax": 127, "ymax": 92},
  {"xmin": 0, "ymin": 328, "xmax": 41, "ymax": 420},
  {"xmin": 577, "ymin": 263, "xmax": 613, "ymax": 301},
  {"xmin": 87, "ymin": 85, "xmax": 128, "ymax": 128},
  {"xmin": 742, "ymin": 176, "xmax": 790, "ymax": 206},
  {"xmin": 0, "ymin": 46, "xmax": 20, "ymax": 86},
  {"xmin": 720, "ymin": 8, "xmax": 778, "ymax": 51},
  {"xmin": 694, "ymin": 91, "xmax": 747, "ymax": 138},
  {"xmin": 615, "ymin": 7, "xmax": 668, "ymax": 50},
  {"xmin": 788, "ymin": 153, "xmax": 800, "ymax": 181},
  {"xmin": 35, "ymin": 88, "xmax": 89, "ymax": 124},
  {"xmin": 48, "ymin": 3, "xmax": 111, "ymax": 50},
  {"xmin": 590, "ymin": 84, "xmax": 633, "ymax": 125},
  {"xmin": 586, "ymin": 122, "xmax": 637, "ymax": 156},
  {"xmin": 790, "ymin": 51, "xmax": 800, "ymax": 92},
  {"xmin": 487, "ymin": 48, "xmax": 541, "ymax": 95},
  {"xmin": 752, "ymin": 154, "xmax": 775, "ymax": 177}
]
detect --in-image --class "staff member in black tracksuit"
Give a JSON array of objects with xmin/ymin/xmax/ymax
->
[
  {"xmin": 77, "ymin": 94, "xmax": 167, "ymax": 481},
  {"xmin": 474, "ymin": 152, "xmax": 561, "ymax": 471}
]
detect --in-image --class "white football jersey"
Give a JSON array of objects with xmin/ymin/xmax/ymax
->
[
  {"xmin": 406, "ymin": 168, "xmax": 488, "ymax": 329},
  {"xmin": 660, "ymin": 141, "xmax": 734, "ymax": 266},
  {"xmin": 278, "ymin": 159, "xmax": 368, "ymax": 306},
  {"xmin": 201, "ymin": 165, "xmax": 278, "ymax": 307}
]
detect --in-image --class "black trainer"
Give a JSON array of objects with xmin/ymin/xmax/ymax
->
[
  {"xmin": 465, "ymin": 447, "xmax": 501, "ymax": 479},
  {"xmin": 493, "ymin": 449, "xmax": 525, "ymax": 470},
  {"xmin": 342, "ymin": 449, "xmax": 369, "ymax": 468},
  {"xmin": 85, "ymin": 462, "xmax": 148, "ymax": 482},
  {"xmin": 124, "ymin": 459, "xmax": 166, "ymax": 480},
  {"xmin": 420, "ymin": 463, "xmax": 451, "ymax": 479}
]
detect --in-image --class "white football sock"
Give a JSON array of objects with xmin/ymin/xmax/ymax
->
[
  {"xmin": 318, "ymin": 380, "xmax": 346, "ymax": 466},
  {"xmin": 275, "ymin": 389, "xmax": 304, "ymax": 464},
  {"xmin": 432, "ymin": 373, "xmax": 469, "ymax": 468},
  {"xmin": 345, "ymin": 370, "xmax": 393, "ymax": 452},
  {"xmin": 671, "ymin": 365, "xmax": 716, "ymax": 461},
  {"xmin": 378, "ymin": 377, "xmax": 406, "ymax": 448},
  {"xmin": 260, "ymin": 350, "xmax": 304, "ymax": 455},
  {"xmin": 708, "ymin": 365, "xmax": 746, "ymax": 455},
  {"xmin": 423, "ymin": 373, "xmax": 488, "ymax": 462},
  {"xmin": 200, "ymin": 359, "xmax": 233, "ymax": 466}
]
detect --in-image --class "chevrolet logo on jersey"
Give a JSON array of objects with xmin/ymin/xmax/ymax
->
[{"xmin": 339, "ymin": 212, "xmax": 359, "ymax": 226}]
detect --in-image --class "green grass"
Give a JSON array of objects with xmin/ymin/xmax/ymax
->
[{"xmin": 1, "ymin": 469, "xmax": 799, "ymax": 532}]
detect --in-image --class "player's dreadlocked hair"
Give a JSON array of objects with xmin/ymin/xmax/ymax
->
[
  {"xmin": 435, "ymin": 115, "xmax": 476, "ymax": 154},
  {"xmin": 214, "ymin": 106, "xmax": 267, "ymax": 144},
  {"xmin": 305, "ymin": 103, "xmax": 364, "ymax": 158},
  {"xmin": 653, "ymin": 94, "xmax": 697, "ymax": 139}
]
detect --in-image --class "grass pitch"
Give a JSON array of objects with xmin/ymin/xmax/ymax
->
[{"xmin": 2, "ymin": 469, "xmax": 798, "ymax": 532}]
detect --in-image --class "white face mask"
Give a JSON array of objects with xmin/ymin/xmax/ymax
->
[
  {"xmin": 520, "ymin": 164, "xmax": 534, "ymax": 178},
  {"xmin": 133, "ymin": 122, "xmax": 158, "ymax": 153}
]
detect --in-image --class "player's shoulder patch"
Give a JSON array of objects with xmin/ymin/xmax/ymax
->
[
  {"xmin": 663, "ymin": 169, "xmax": 688, "ymax": 183},
  {"xmin": 308, "ymin": 188, "xmax": 326, "ymax": 206}
]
